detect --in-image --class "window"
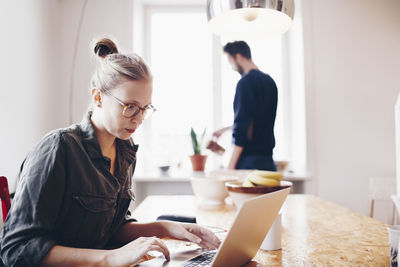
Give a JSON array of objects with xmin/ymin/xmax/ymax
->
[
  {"xmin": 135, "ymin": 7, "xmax": 214, "ymax": 173},
  {"xmin": 149, "ymin": 10, "xmax": 213, "ymax": 135},
  {"xmin": 134, "ymin": 5, "xmax": 304, "ymax": 174}
]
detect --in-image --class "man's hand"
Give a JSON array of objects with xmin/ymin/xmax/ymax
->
[
  {"xmin": 212, "ymin": 129, "xmax": 225, "ymax": 139},
  {"xmin": 212, "ymin": 126, "xmax": 232, "ymax": 139}
]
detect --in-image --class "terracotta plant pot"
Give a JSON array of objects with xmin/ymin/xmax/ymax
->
[{"xmin": 190, "ymin": 154, "xmax": 207, "ymax": 171}]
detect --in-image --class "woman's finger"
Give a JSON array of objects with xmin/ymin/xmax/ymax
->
[
  {"xmin": 182, "ymin": 230, "xmax": 203, "ymax": 244},
  {"xmin": 200, "ymin": 230, "xmax": 221, "ymax": 247},
  {"xmin": 148, "ymin": 244, "xmax": 170, "ymax": 261},
  {"xmin": 154, "ymin": 237, "xmax": 171, "ymax": 259},
  {"xmin": 148, "ymin": 237, "xmax": 170, "ymax": 261},
  {"xmin": 187, "ymin": 225, "xmax": 221, "ymax": 248},
  {"xmin": 198, "ymin": 239, "xmax": 219, "ymax": 250}
]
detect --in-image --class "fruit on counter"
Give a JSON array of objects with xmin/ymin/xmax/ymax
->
[
  {"xmin": 248, "ymin": 176, "xmax": 280, "ymax": 186},
  {"xmin": 242, "ymin": 177, "xmax": 256, "ymax": 187},
  {"xmin": 242, "ymin": 170, "xmax": 283, "ymax": 187},
  {"xmin": 252, "ymin": 170, "xmax": 283, "ymax": 180}
]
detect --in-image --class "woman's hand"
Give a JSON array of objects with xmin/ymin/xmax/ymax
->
[
  {"xmin": 105, "ymin": 236, "xmax": 170, "ymax": 267},
  {"xmin": 158, "ymin": 221, "xmax": 221, "ymax": 250},
  {"xmin": 104, "ymin": 221, "xmax": 220, "ymax": 266}
]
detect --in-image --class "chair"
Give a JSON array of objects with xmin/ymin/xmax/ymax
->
[
  {"xmin": 0, "ymin": 176, "xmax": 11, "ymax": 222},
  {"xmin": 369, "ymin": 176, "xmax": 397, "ymax": 224}
]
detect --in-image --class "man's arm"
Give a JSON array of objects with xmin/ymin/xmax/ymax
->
[
  {"xmin": 227, "ymin": 145, "xmax": 244, "ymax": 169},
  {"xmin": 229, "ymin": 78, "xmax": 256, "ymax": 170},
  {"xmin": 212, "ymin": 125, "xmax": 232, "ymax": 139}
]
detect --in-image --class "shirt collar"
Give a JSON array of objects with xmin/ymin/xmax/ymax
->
[{"xmin": 79, "ymin": 111, "xmax": 139, "ymax": 165}]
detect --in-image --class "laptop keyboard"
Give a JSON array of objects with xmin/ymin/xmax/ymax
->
[{"xmin": 183, "ymin": 250, "xmax": 217, "ymax": 267}]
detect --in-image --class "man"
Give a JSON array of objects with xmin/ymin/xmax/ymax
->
[{"xmin": 213, "ymin": 41, "xmax": 278, "ymax": 171}]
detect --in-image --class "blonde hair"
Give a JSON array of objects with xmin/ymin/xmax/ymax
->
[{"xmin": 90, "ymin": 37, "xmax": 152, "ymax": 92}]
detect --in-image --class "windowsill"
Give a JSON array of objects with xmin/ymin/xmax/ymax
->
[
  {"xmin": 133, "ymin": 169, "xmax": 312, "ymax": 183},
  {"xmin": 132, "ymin": 169, "xmax": 312, "ymax": 208}
]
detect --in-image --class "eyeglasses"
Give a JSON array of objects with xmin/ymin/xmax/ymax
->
[{"xmin": 103, "ymin": 89, "xmax": 156, "ymax": 119}]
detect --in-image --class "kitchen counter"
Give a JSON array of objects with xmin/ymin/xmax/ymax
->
[{"xmin": 132, "ymin": 170, "xmax": 311, "ymax": 208}]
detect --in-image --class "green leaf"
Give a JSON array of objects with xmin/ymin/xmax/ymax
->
[
  {"xmin": 200, "ymin": 128, "xmax": 206, "ymax": 146},
  {"xmin": 190, "ymin": 127, "xmax": 200, "ymax": 154},
  {"xmin": 190, "ymin": 127, "xmax": 207, "ymax": 154}
]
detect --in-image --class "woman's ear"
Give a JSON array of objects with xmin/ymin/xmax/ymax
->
[{"xmin": 91, "ymin": 88, "xmax": 102, "ymax": 107}]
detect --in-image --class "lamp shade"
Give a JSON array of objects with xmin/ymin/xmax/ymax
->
[{"xmin": 207, "ymin": 0, "xmax": 295, "ymax": 38}]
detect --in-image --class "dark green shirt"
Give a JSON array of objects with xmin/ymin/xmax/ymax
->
[{"xmin": 0, "ymin": 112, "xmax": 138, "ymax": 267}]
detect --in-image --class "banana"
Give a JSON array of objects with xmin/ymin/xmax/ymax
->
[
  {"xmin": 251, "ymin": 170, "xmax": 283, "ymax": 181},
  {"xmin": 248, "ymin": 175, "xmax": 281, "ymax": 186},
  {"xmin": 242, "ymin": 177, "xmax": 256, "ymax": 187}
]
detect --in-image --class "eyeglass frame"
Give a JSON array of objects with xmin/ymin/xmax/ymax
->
[{"xmin": 102, "ymin": 88, "xmax": 156, "ymax": 119}]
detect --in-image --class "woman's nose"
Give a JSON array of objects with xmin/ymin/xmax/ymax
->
[{"xmin": 131, "ymin": 112, "xmax": 144, "ymax": 125}]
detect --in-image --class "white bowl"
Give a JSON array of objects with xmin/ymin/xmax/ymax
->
[{"xmin": 190, "ymin": 176, "xmax": 236, "ymax": 208}]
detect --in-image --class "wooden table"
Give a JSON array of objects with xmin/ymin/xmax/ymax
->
[{"xmin": 132, "ymin": 195, "xmax": 389, "ymax": 266}]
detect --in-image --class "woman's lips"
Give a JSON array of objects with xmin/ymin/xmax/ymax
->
[{"xmin": 126, "ymin": 122, "xmax": 138, "ymax": 134}]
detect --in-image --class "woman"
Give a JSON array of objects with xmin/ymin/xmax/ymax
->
[{"xmin": 0, "ymin": 38, "xmax": 220, "ymax": 267}]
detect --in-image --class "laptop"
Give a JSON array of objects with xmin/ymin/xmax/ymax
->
[{"xmin": 137, "ymin": 187, "xmax": 290, "ymax": 267}]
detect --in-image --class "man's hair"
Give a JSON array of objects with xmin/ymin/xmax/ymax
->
[{"xmin": 223, "ymin": 41, "xmax": 252, "ymax": 59}]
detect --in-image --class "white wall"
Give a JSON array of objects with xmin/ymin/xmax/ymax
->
[
  {"xmin": 59, "ymin": 0, "xmax": 134, "ymax": 124},
  {"xmin": 0, "ymin": 0, "xmax": 62, "ymax": 192},
  {"xmin": 0, "ymin": 0, "xmax": 134, "ymax": 191},
  {"xmin": 302, "ymin": 0, "xmax": 400, "ymax": 215}
]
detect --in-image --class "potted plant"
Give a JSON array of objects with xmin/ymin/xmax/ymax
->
[{"xmin": 189, "ymin": 127, "xmax": 207, "ymax": 171}]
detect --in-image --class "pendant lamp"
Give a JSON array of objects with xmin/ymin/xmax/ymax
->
[{"xmin": 207, "ymin": 0, "xmax": 295, "ymax": 38}]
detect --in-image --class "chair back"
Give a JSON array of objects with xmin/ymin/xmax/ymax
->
[
  {"xmin": 369, "ymin": 176, "xmax": 396, "ymax": 202},
  {"xmin": 0, "ymin": 176, "xmax": 11, "ymax": 222}
]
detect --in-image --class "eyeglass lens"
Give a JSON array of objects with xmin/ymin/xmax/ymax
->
[{"xmin": 123, "ymin": 105, "xmax": 154, "ymax": 119}]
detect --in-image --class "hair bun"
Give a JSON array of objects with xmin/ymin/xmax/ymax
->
[{"xmin": 93, "ymin": 38, "xmax": 119, "ymax": 58}]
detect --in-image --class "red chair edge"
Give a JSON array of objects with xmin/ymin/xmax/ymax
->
[{"xmin": 0, "ymin": 176, "xmax": 11, "ymax": 222}]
